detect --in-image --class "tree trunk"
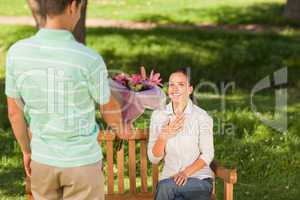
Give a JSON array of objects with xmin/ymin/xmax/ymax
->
[
  {"xmin": 26, "ymin": 0, "xmax": 46, "ymax": 28},
  {"xmin": 284, "ymin": 0, "xmax": 300, "ymax": 21},
  {"xmin": 73, "ymin": 0, "xmax": 87, "ymax": 44},
  {"xmin": 26, "ymin": 0, "xmax": 88, "ymax": 44}
]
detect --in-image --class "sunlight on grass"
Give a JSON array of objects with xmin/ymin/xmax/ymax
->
[
  {"xmin": 0, "ymin": 20, "xmax": 299, "ymax": 200},
  {"xmin": 0, "ymin": 45, "xmax": 6, "ymax": 79},
  {"xmin": 88, "ymin": 0, "xmax": 287, "ymax": 26},
  {"xmin": 1, "ymin": 0, "xmax": 297, "ymax": 27}
]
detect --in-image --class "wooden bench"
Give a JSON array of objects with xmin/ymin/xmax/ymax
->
[{"xmin": 26, "ymin": 128, "xmax": 237, "ymax": 200}]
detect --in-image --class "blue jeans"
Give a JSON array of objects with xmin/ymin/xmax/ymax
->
[{"xmin": 155, "ymin": 177, "xmax": 213, "ymax": 200}]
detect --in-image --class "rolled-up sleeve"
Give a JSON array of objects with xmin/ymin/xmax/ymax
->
[
  {"xmin": 87, "ymin": 56, "xmax": 111, "ymax": 105},
  {"xmin": 147, "ymin": 110, "xmax": 164, "ymax": 164},
  {"xmin": 5, "ymin": 48, "xmax": 20, "ymax": 99},
  {"xmin": 198, "ymin": 115, "xmax": 214, "ymax": 165}
]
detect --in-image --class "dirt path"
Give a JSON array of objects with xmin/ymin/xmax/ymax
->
[{"xmin": 0, "ymin": 16, "xmax": 291, "ymax": 33}]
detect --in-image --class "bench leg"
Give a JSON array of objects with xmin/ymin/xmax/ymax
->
[
  {"xmin": 27, "ymin": 194, "xmax": 34, "ymax": 200},
  {"xmin": 224, "ymin": 182, "xmax": 233, "ymax": 200}
]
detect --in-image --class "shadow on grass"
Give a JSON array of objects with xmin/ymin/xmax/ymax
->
[
  {"xmin": 137, "ymin": 2, "xmax": 300, "ymax": 27},
  {"xmin": 207, "ymin": 3, "xmax": 296, "ymax": 26},
  {"xmin": 0, "ymin": 78, "xmax": 10, "ymax": 131},
  {"xmin": 0, "ymin": 78, "xmax": 24, "ymax": 197},
  {"xmin": 0, "ymin": 165, "xmax": 25, "ymax": 197},
  {"xmin": 0, "ymin": 25, "xmax": 300, "ymax": 91},
  {"xmin": 0, "ymin": 129, "xmax": 25, "ymax": 197},
  {"xmin": 0, "ymin": 25, "xmax": 299, "ymax": 200},
  {"xmin": 215, "ymin": 135, "xmax": 300, "ymax": 200},
  {"xmin": 87, "ymin": 26, "xmax": 300, "ymax": 90}
]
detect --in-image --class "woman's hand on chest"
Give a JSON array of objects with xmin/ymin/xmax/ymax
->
[{"xmin": 159, "ymin": 113, "xmax": 185, "ymax": 140}]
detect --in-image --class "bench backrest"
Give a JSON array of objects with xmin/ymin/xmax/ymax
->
[
  {"xmin": 27, "ymin": 129, "xmax": 236, "ymax": 200},
  {"xmin": 98, "ymin": 129, "xmax": 217, "ymax": 196},
  {"xmin": 98, "ymin": 129, "xmax": 159, "ymax": 194}
]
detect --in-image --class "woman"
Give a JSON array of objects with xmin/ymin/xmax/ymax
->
[{"xmin": 148, "ymin": 68, "xmax": 214, "ymax": 200}]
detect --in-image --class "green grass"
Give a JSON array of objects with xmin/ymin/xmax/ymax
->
[
  {"xmin": 1, "ymin": 90, "xmax": 299, "ymax": 199},
  {"xmin": 87, "ymin": 27, "xmax": 300, "ymax": 89},
  {"xmin": 0, "ymin": 129, "xmax": 26, "ymax": 200},
  {"xmin": 0, "ymin": 0, "xmax": 299, "ymax": 26},
  {"xmin": 0, "ymin": 24, "xmax": 299, "ymax": 199},
  {"xmin": 0, "ymin": 0, "xmax": 31, "ymax": 16}
]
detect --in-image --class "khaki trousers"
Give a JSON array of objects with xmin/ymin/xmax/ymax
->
[{"xmin": 30, "ymin": 160, "xmax": 105, "ymax": 200}]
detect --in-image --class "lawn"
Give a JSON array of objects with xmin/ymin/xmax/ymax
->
[
  {"xmin": 0, "ymin": 23, "xmax": 299, "ymax": 199},
  {"xmin": 1, "ymin": 0, "xmax": 299, "ymax": 26},
  {"xmin": 1, "ymin": 91, "xmax": 300, "ymax": 200}
]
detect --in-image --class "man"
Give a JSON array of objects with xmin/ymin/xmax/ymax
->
[{"xmin": 5, "ymin": 0, "xmax": 126, "ymax": 199}]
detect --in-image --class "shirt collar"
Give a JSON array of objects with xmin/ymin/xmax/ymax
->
[
  {"xmin": 35, "ymin": 28, "xmax": 75, "ymax": 41},
  {"xmin": 165, "ymin": 99, "xmax": 193, "ymax": 115}
]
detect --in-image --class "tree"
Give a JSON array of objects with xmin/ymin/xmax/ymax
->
[
  {"xmin": 73, "ymin": 0, "xmax": 87, "ymax": 44},
  {"xmin": 26, "ymin": 0, "xmax": 88, "ymax": 44},
  {"xmin": 284, "ymin": 0, "xmax": 300, "ymax": 21},
  {"xmin": 26, "ymin": 0, "xmax": 46, "ymax": 28}
]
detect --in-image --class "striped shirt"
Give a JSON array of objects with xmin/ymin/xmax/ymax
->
[
  {"xmin": 5, "ymin": 28, "xmax": 110, "ymax": 167},
  {"xmin": 148, "ymin": 99, "xmax": 215, "ymax": 180}
]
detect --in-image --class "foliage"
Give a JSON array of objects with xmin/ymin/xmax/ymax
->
[{"xmin": 0, "ymin": 0, "xmax": 299, "ymax": 198}]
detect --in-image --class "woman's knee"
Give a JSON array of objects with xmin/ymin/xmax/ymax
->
[
  {"xmin": 155, "ymin": 179, "xmax": 177, "ymax": 200},
  {"xmin": 157, "ymin": 178, "xmax": 176, "ymax": 192}
]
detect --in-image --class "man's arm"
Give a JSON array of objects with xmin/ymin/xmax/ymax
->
[
  {"xmin": 99, "ymin": 94, "xmax": 128, "ymax": 138},
  {"xmin": 7, "ymin": 97, "xmax": 30, "ymax": 154},
  {"xmin": 7, "ymin": 97, "xmax": 31, "ymax": 176}
]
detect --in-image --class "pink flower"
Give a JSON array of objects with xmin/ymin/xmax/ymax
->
[
  {"xmin": 114, "ymin": 73, "xmax": 128, "ymax": 85},
  {"xmin": 112, "ymin": 67, "xmax": 163, "ymax": 92},
  {"xmin": 140, "ymin": 66, "xmax": 147, "ymax": 80},
  {"xmin": 148, "ymin": 70, "xmax": 162, "ymax": 87},
  {"xmin": 130, "ymin": 74, "xmax": 143, "ymax": 85}
]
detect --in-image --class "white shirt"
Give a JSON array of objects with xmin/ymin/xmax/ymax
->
[{"xmin": 147, "ymin": 99, "xmax": 214, "ymax": 180}]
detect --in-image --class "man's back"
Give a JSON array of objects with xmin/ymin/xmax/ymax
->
[{"xmin": 5, "ymin": 28, "xmax": 110, "ymax": 167}]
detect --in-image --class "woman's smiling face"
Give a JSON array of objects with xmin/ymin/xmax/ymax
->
[{"xmin": 168, "ymin": 72, "xmax": 193, "ymax": 103}]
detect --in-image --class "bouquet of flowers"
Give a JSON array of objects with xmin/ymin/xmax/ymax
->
[{"xmin": 110, "ymin": 67, "xmax": 166, "ymax": 127}]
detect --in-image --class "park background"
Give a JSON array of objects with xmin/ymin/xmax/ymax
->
[{"xmin": 0, "ymin": 0, "xmax": 299, "ymax": 199}]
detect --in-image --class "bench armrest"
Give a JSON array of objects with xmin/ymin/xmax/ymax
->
[
  {"xmin": 210, "ymin": 160, "xmax": 237, "ymax": 184},
  {"xmin": 210, "ymin": 160, "xmax": 237, "ymax": 200}
]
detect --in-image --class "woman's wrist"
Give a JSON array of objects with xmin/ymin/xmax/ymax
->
[
  {"xmin": 183, "ymin": 167, "xmax": 192, "ymax": 177},
  {"xmin": 158, "ymin": 130, "xmax": 169, "ymax": 141}
]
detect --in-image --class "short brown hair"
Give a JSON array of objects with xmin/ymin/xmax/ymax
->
[{"xmin": 45, "ymin": 0, "xmax": 82, "ymax": 16}]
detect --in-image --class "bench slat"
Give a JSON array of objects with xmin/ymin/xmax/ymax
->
[
  {"xmin": 98, "ymin": 131, "xmax": 115, "ymax": 141},
  {"xmin": 128, "ymin": 140, "xmax": 136, "ymax": 193},
  {"xmin": 117, "ymin": 144, "xmax": 124, "ymax": 193},
  {"xmin": 106, "ymin": 192, "xmax": 153, "ymax": 200},
  {"xmin": 107, "ymin": 140, "xmax": 114, "ymax": 194},
  {"xmin": 140, "ymin": 140, "xmax": 148, "ymax": 192},
  {"xmin": 224, "ymin": 182, "xmax": 234, "ymax": 200}
]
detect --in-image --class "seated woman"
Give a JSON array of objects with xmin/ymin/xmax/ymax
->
[{"xmin": 147, "ymin": 68, "xmax": 214, "ymax": 200}]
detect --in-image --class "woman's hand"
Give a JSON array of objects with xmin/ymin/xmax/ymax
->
[
  {"xmin": 159, "ymin": 114, "xmax": 185, "ymax": 140},
  {"xmin": 173, "ymin": 171, "xmax": 188, "ymax": 186}
]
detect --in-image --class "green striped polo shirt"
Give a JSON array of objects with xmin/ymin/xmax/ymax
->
[{"xmin": 5, "ymin": 28, "xmax": 110, "ymax": 167}]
